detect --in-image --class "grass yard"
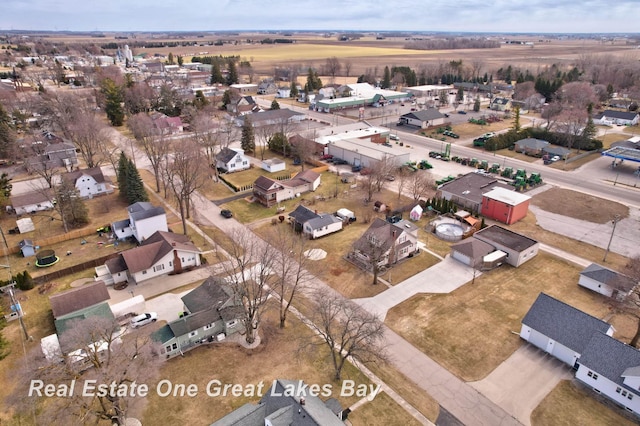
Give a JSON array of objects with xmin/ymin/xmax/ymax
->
[
  {"xmin": 530, "ymin": 187, "xmax": 629, "ymax": 224},
  {"xmin": 385, "ymin": 252, "xmax": 616, "ymax": 382},
  {"xmin": 347, "ymin": 391, "xmax": 423, "ymax": 426},
  {"xmin": 531, "ymin": 380, "xmax": 637, "ymax": 426},
  {"xmin": 142, "ymin": 308, "xmax": 407, "ymax": 426}
]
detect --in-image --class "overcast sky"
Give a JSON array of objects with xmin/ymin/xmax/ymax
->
[{"xmin": 1, "ymin": 0, "xmax": 638, "ymax": 34}]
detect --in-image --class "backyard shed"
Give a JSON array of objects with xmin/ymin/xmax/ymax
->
[
  {"xmin": 16, "ymin": 218, "xmax": 35, "ymax": 234},
  {"xmin": 410, "ymin": 205, "xmax": 423, "ymax": 221},
  {"xmin": 18, "ymin": 239, "xmax": 36, "ymax": 257}
]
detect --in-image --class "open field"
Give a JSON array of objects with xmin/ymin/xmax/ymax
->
[
  {"xmin": 530, "ymin": 187, "xmax": 629, "ymax": 224},
  {"xmin": 531, "ymin": 380, "xmax": 637, "ymax": 426}
]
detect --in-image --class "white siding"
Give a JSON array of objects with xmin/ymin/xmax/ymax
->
[
  {"xmin": 451, "ymin": 250, "xmax": 472, "ymax": 266},
  {"xmin": 578, "ymin": 275, "xmax": 613, "ymax": 297},
  {"xmin": 134, "ymin": 216, "xmax": 168, "ymax": 242},
  {"xmin": 576, "ymin": 366, "xmax": 640, "ymax": 415}
]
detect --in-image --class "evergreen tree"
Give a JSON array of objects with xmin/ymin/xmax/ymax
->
[
  {"xmin": 456, "ymin": 87, "xmax": 464, "ymax": 102},
  {"xmin": 582, "ymin": 103, "xmax": 597, "ymax": 148},
  {"xmin": 226, "ymin": 59, "xmax": 238, "ymax": 85},
  {"xmin": 473, "ymin": 97, "xmax": 481, "ymax": 112},
  {"xmin": 306, "ymin": 68, "xmax": 315, "ymax": 93},
  {"xmin": 125, "ymin": 157, "xmax": 148, "ymax": 204},
  {"xmin": 211, "ymin": 63, "xmax": 224, "ymax": 84},
  {"xmin": 221, "ymin": 89, "xmax": 232, "ymax": 109},
  {"xmin": 101, "ymin": 78, "xmax": 124, "ymax": 126},
  {"xmin": 382, "ymin": 66, "xmax": 391, "ymax": 89},
  {"xmin": 0, "ymin": 103, "xmax": 15, "ymax": 158},
  {"xmin": 267, "ymin": 132, "xmax": 289, "ymax": 155},
  {"xmin": 513, "ymin": 106, "xmax": 521, "ymax": 133},
  {"xmin": 167, "ymin": 52, "xmax": 174, "ymax": 65},
  {"xmin": 241, "ymin": 115, "xmax": 255, "ymax": 153},
  {"xmin": 290, "ymin": 80, "xmax": 298, "ymax": 98},
  {"xmin": 270, "ymin": 99, "xmax": 280, "ymax": 110},
  {"xmin": 117, "ymin": 151, "xmax": 129, "ymax": 199},
  {"xmin": 177, "ymin": 55, "xmax": 183, "ymax": 67}
]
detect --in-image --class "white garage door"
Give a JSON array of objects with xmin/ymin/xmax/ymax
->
[
  {"xmin": 527, "ymin": 329, "xmax": 549, "ymax": 351},
  {"xmin": 452, "ymin": 250, "xmax": 471, "ymax": 266}
]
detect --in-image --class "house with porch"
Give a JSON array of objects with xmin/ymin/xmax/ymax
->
[
  {"xmin": 350, "ymin": 218, "xmax": 419, "ymax": 269},
  {"xmin": 152, "ymin": 277, "xmax": 244, "ymax": 358},
  {"xmin": 61, "ymin": 167, "xmax": 113, "ymax": 199},
  {"xmin": 98, "ymin": 231, "xmax": 201, "ymax": 285},
  {"xmin": 252, "ymin": 170, "xmax": 321, "ymax": 207}
]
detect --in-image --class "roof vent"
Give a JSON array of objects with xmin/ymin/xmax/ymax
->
[{"xmin": 300, "ymin": 397, "xmax": 306, "ymax": 405}]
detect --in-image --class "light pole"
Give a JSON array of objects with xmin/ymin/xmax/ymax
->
[{"xmin": 603, "ymin": 214, "xmax": 621, "ymax": 262}]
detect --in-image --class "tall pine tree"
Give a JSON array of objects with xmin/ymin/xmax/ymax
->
[
  {"xmin": 117, "ymin": 152, "xmax": 129, "ymax": 200},
  {"xmin": 125, "ymin": 157, "xmax": 148, "ymax": 204},
  {"xmin": 241, "ymin": 115, "xmax": 255, "ymax": 153}
]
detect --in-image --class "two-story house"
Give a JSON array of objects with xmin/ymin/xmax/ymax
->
[
  {"xmin": 61, "ymin": 167, "xmax": 113, "ymax": 199},
  {"xmin": 351, "ymin": 218, "xmax": 419, "ymax": 269},
  {"xmin": 216, "ymin": 147, "xmax": 251, "ymax": 173},
  {"xmin": 111, "ymin": 202, "xmax": 168, "ymax": 243}
]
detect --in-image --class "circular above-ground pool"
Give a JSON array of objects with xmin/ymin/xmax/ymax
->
[
  {"xmin": 435, "ymin": 222, "xmax": 465, "ymax": 242},
  {"xmin": 35, "ymin": 249, "xmax": 60, "ymax": 267}
]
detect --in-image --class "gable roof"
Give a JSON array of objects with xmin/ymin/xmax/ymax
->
[
  {"xmin": 580, "ymin": 263, "xmax": 637, "ymax": 292},
  {"xmin": 515, "ymin": 138, "xmax": 549, "ymax": 150},
  {"xmin": 62, "ymin": 166, "xmax": 109, "ymax": 185},
  {"xmin": 49, "ymin": 281, "xmax": 110, "ymax": 319},
  {"xmin": 401, "ymin": 108, "xmax": 445, "ymax": 121},
  {"xmin": 451, "ymin": 238, "xmax": 495, "ymax": 260},
  {"xmin": 579, "ymin": 332, "xmax": 640, "ymax": 392},
  {"xmin": 167, "ymin": 307, "xmax": 222, "ymax": 338},
  {"xmin": 128, "ymin": 202, "xmax": 166, "ymax": 221},
  {"xmin": 181, "ymin": 276, "xmax": 234, "ymax": 313},
  {"xmin": 307, "ymin": 214, "xmax": 342, "ymax": 230},
  {"xmin": 293, "ymin": 169, "xmax": 320, "ymax": 183},
  {"xmin": 121, "ymin": 231, "xmax": 200, "ymax": 273},
  {"xmin": 597, "ymin": 110, "xmax": 639, "ymax": 120},
  {"xmin": 10, "ymin": 189, "xmax": 54, "ymax": 208},
  {"xmin": 289, "ymin": 205, "xmax": 320, "ymax": 224},
  {"xmin": 353, "ymin": 218, "xmax": 412, "ymax": 255},
  {"xmin": 253, "ymin": 175, "xmax": 283, "ymax": 192},
  {"xmin": 522, "ymin": 293, "xmax": 612, "ymax": 354},
  {"xmin": 218, "ymin": 147, "xmax": 242, "ymax": 164}
]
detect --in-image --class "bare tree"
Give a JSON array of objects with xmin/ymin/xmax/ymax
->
[
  {"xmin": 254, "ymin": 122, "xmax": 276, "ymax": 161},
  {"xmin": 303, "ymin": 290, "xmax": 387, "ymax": 380},
  {"xmin": 128, "ymin": 113, "xmax": 171, "ymax": 193},
  {"xmin": 344, "ymin": 60, "xmax": 352, "ymax": 79},
  {"xmin": 611, "ymin": 257, "xmax": 640, "ymax": 347},
  {"xmin": 407, "ymin": 171, "xmax": 434, "ymax": 201},
  {"xmin": 217, "ymin": 228, "xmax": 277, "ymax": 344},
  {"xmin": 8, "ymin": 316, "xmax": 161, "ymax": 426},
  {"xmin": 395, "ymin": 167, "xmax": 411, "ymax": 200},
  {"xmin": 268, "ymin": 225, "xmax": 315, "ymax": 328},
  {"xmin": 325, "ymin": 57, "xmax": 341, "ymax": 83},
  {"xmin": 69, "ymin": 112, "xmax": 110, "ymax": 168},
  {"xmin": 166, "ymin": 137, "xmax": 210, "ymax": 234}
]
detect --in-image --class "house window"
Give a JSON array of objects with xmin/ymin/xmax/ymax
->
[
  {"xmin": 171, "ymin": 343, "xmax": 177, "ymax": 350},
  {"xmin": 142, "ymin": 270, "xmax": 147, "ymax": 275},
  {"xmin": 204, "ymin": 323, "xmax": 213, "ymax": 330},
  {"xmin": 617, "ymin": 387, "xmax": 622, "ymax": 393},
  {"xmin": 165, "ymin": 345, "xmax": 172, "ymax": 352},
  {"xmin": 188, "ymin": 331, "xmax": 198, "ymax": 338},
  {"xmin": 587, "ymin": 371, "xmax": 599, "ymax": 380},
  {"xmin": 226, "ymin": 319, "xmax": 238, "ymax": 328},
  {"xmin": 169, "ymin": 261, "xmax": 172, "ymax": 267}
]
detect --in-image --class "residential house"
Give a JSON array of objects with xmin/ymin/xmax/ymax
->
[
  {"xmin": 216, "ymin": 147, "xmax": 251, "ymax": 173},
  {"xmin": 578, "ymin": 263, "xmax": 637, "ymax": 299},
  {"xmin": 351, "ymin": 218, "xmax": 419, "ymax": 269},
  {"xmin": 24, "ymin": 139, "xmax": 78, "ymax": 173},
  {"xmin": 437, "ymin": 172, "xmax": 513, "ymax": 214},
  {"xmin": 211, "ymin": 379, "xmax": 345, "ymax": 426},
  {"xmin": 594, "ymin": 110, "xmax": 639, "ymax": 126},
  {"xmin": 576, "ymin": 332, "xmax": 640, "ymax": 416},
  {"xmin": 61, "ymin": 167, "xmax": 113, "ymax": 199},
  {"xmin": 480, "ymin": 187, "xmax": 531, "ymax": 225},
  {"xmin": 288, "ymin": 205, "xmax": 343, "ymax": 239},
  {"xmin": 276, "ymin": 87, "xmax": 292, "ymax": 98},
  {"xmin": 473, "ymin": 225, "xmax": 539, "ymax": 267},
  {"xmin": 252, "ymin": 170, "xmax": 321, "ymax": 207},
  {"xmin": 257, "ymin": 81, "xmax": 277, "ymax": 95},
  {"xmin": 514, "ymin": 138, "xmax": 549, "ymax": 156},
  {"xmin": 520, "ymin": 292, "xmax": 614, "ymax": 368},
  {"xmin": 450, "ymin": 238, "xmax": 495, "ymax": 268},
  {"xmin": 230, "ymin": 83, "xmax": 258, "ymax": 94},
  {"xmin": 9, "ymin": 190, "xmax": 55, "ymax": 215},
  {"xmin": 101, "ymin": 231, "xmax": 201, "ymax": 285},
  {"xmin": 151, "ymin": 113, "xmax": 184, "ymax": 134},
  {"xmin": 227, "ymin": 95, "xmax": 261, "ymax": 115},
  {"xmin": 111, "ymin": 202, "xmax": 168, "ymax": 243},
  {"xmin": 152, "ymin": 277, "xmax": 243, "ymax": 358},
  {"xmin": 398, "ymin": 109, "xmax": 446, "ymax": 128},
  {"xmin": 490, "ymin": 97, "xmax": 511, "ymax": 111}
]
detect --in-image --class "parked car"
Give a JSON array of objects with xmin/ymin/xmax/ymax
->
[
  {"xmin": 130, "ymin": 312, "xmax": 158, "ymax": 328},
  {"xmin": 457, "ymin": 110, "xmax": 467, "ymax": 114},
  {"xmin": 389, "ymin": 134, "xmax": 400, "ymax": 141},
  {"xmin": 220, "ymin": 209, "xmax": 233, "ymax": 218},
  {"xmin": 333, "ymin": 158, "xmax": 348, "ymax": 165},
  {"xmin": 320, "ymin": 154, "xmax": 334, "ymax": 160},
  {"xmin": 351, "ymin": 165, "xmax": 362, "ymax": 172},
  {"xmin": 382, "ymin": 142, "xmax": 393, "ymax": 148},
  {"xmin": 384, "ymin": 175, "xmax": 396, "ymax": 181}
]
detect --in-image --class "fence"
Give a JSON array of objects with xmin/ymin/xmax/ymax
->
[
  {"xmin": 7, "ymin": 225, "xmax": 100, "ymax": 255},
  {"xmin": 33, "ymin": 252, "xmax": 121, "ymax": 284}
]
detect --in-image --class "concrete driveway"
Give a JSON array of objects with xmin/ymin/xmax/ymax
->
[
  {"xmin": 144, "ymin": 290, "xmax": 191, "ymax": 324},
  {"xmin": 353, "ymin": 255, "xmax": 477, "ymax": 320},
  {"xmin": 469, "ymin": 344, "xmax": 573, "ymax": 425}
]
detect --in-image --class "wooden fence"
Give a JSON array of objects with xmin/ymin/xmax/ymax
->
[
  {"xmin": 33, "ymin": 252, "xmax": 120, "ymax": 284},
  {"xmin": 7, "ymin": 226, "xmax": 99, "ymax": 255}
]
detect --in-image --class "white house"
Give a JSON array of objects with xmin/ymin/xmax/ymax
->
[
  {"xmin": 576, "ymin": 332, "xmax": 640, "ymax": 416},
  {"xmin": 9, "ymin": 190, "xmax": 55, "ymax": 215},
  {"xmin": 276, "ymin": 87, "xmax": 291, "ymax": 98},
  {"xmin": 217, "ymin": 147, "xmax": 251, "ymax": 173},
  {"xmin": 102, "ymin": 231, "xmax": 201, "ymax": 285},
  {"xmin": 398, "ymin": 109, "xmax": 446, "ymax": 128},
  {"xmin": 288, "ymin": 205, "xmax": 342, "ymax": 239},
  {"xmin": 594, "ymin": 110, "xmax": 639, "ymax": 126},
  {"xmin": 111, "ymin": 202, "xmax": 168, "ymax": 243},
  {"xmin": 578, "ymin": 263, "xmax": 637, "ymax": 299},
  {"xmin": 62, "ymin": 167, "xmax": 113, "ymax": 199},
  {"xmin": 520, "ymin": 293, "xmax": 614, "ymax": 368}
]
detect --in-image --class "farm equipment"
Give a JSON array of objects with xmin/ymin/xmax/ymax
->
[
  {"xmin": 418, "ymin": 160, "xmax": 433, "ymax": 170},
  {"xmin": 435, "ymin": 175, "xmax": 456, "ymax": 186},
  {"xmin": 469, "ymin": 158, "xmax": 479, "ymax": 168},
  {"xmin": 512, "ymin": 176, "xmax": 528, "ymax": 191},
  {"xmin": 528, "ymin": 172, "xmax": 543, "ymax": 186},
  {"xmin": 404, "ymin": 161, "xmax": 418, "ymax": 172},
  {"xmin": 501, "ymin": 167, "xmax": 514, "ymax": 178},
  {"xmin": 480, "ymin": 160, "xmax": 489, "ymax": 170},
  {"xmin": 515, "ymin": 168, "xmax": 527, "ymax": 178},
  {"xmin": 489, "ymin": 163, "xmax": 501, "ymax": 174}
]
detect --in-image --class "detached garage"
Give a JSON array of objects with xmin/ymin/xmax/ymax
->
[{"xmin": 520, "ymin": 293, "xmax": 614, "ymax": 368}]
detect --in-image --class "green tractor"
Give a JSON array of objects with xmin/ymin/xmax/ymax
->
[
  {"xmin": 489, "ymin": 163, "xmax": 501, "ymax": 174},
  {"xmin": 501, "ymin": 167, "xmax": 514, "ymax": 178}
]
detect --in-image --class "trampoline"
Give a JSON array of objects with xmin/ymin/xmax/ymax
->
[{"xmin": 35, "ymin": 250, "xmax": 60, "ymax": 267}]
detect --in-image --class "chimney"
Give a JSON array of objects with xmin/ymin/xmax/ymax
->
[
  {"xmin": 172, "ymin": 242, "xmax": 176, "ymax": 247},
  {"xmin": 300, "ymin": 397, "xmax": 306, "ymax": 405}
]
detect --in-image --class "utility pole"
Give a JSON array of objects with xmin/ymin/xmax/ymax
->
[{"xmin": 603, "ymin": 215, "xmax": 621, "ymax": 262}]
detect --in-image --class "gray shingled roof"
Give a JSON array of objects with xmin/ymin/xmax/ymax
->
[
  {"xmin": 474, "ymin": 225, "xmax": 538, "ymax": 251},
  {"xmin": 522, "ymin": 293, "xmax": 612, "ymax": 354},
  {"xmin": 596, "ymin": 110, "xmax": 639, "ymax": 120},
  {"xmin": 451, "ymin": 238, "xmax": 494, "ymax": 260},
  {"xmin": 289, "ymin": 205, "xmax": 320, "ymax": 224},
  {"xmin": 306, "ymin": 214, "xmax": 342, "ymax": 230},
  {"xmin": 218, "ymin": 147, "xmax": 240, "ymax": 164},
  {"xmin": 581, "ymin": 263, "xmax": 637, "ymax": 292},
  {"xmin": 515, "ymin": 138, "xmax": 549, "ymax": 150},
  {"xmin": 438, "ymin": 173, "xmax": 512, "ymax": 205},
  {"xmin": 579, "ymin": 332, "xmax": 640, "ymax": 392},
  {"xmin": 181, "ymin": 276, "xmax": 233, "ymax": 313},
  {"xmin": 401, "ymin": 108, "xmax": 445, "ymax": 122},
  {"xmin": 168, "ymin": 308, "xmax": 222, "ymax": 337},
  {"xmin": 49, "ymin": 281, "xmax": 110, "ymax": 319}
]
